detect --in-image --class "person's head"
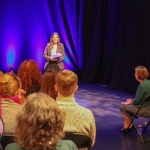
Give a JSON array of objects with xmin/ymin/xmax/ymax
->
[
  {"xmin": 135, "ymin": 66, "xmax": 149, "ymax": 80},
  {"xmin": 17, "ymin": 59, "xmax": 42, "ymax": 93},
  {"xmin": 0, "ymin": 71, "xmax": 3, "ymax": 79},
  {"xmin": 0, "ymin": 73, "xmax": 21, "ymax": 97},
  {"xmin": 15, "ymin": 93, "xmax": 64, "ymax": 150},
  {"xmin": 40, "ymin": 69, "xmax": 58, "ymax": 99},
  {"xmin": 55, "ymin": 70, "xmax": 78, "ymax": 97},
  {"xmin": 50, "ymin": 32, "xmax": 60, "ymax": 45}
]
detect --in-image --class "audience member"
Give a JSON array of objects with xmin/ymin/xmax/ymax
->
[
  {"xmin": 0, "ymin": 71, "xmax": 3, "ymax": 78},
  {"xmin": 5, "ymin": 93, "xmax": 78, "ymax": 150},
  {"xmin": 55, "ymin": 70, "xmax": 96, "ymax": 147},
  {"xmin": 0, "ymin": 73, "xmax": 23, "ymax": 135},
  {"xmin": 40, "ymin": 69, "xmax": 58, "ymax": 100},
  {"xmin": 119, "ymin": 66, "xmax": 150, "ymax": 133},
  {"xmin": 17, "ymin": 59, "xmax": 42, "ymax": 96}
]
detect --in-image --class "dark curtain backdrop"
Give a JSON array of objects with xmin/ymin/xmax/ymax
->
[
  {"xmin": 79, "ymin": 0, "xmax": 150, "ymax": 92},
  {"xmin": 0, "ymin": 0, "xmax": 150, "ymax": 92}
]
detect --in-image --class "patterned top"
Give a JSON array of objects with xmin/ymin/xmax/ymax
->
[{"xmin": 56, "ymin": 97, "xmax": 96, "ymax": 146}]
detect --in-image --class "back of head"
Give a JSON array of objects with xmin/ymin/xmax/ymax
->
[
  {"xmin": 135, "ymin": 66, "xmax": 149, "ymax": 80},
  {"xmin": 15, "ymin": 93, "xmax": 64, "ymax": 150},
  {"xmin": 0, "ymin": 73, "xmax": 21, "ymax": 97},
  {"xmin": 40, "ymin": 69, "xmax": 57, "ymax": 99},
  {"xmin": 17, "ymin": 59, "xmax": 42, "ymax": 92},
  {"xmin": 55, "ymin": 70, "xmax": 78, "ymax": 97},
  {"xmin": 0, "ymin": 71, "xmax": 3, "ymax": 78}
]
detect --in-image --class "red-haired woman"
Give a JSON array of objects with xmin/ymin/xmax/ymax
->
[{"xmin": 17, "ymin": 59, "xmax": 42, "ymax": 96}]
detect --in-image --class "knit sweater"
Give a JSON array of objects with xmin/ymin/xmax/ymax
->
[{"xmin": 56, "ymin": 97, "xmax": 96, "ymax": 146}]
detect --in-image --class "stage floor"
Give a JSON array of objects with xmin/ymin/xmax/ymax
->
[{"xmin": 75, "ymin": 82, "xmax": 150, "ymax": 150}]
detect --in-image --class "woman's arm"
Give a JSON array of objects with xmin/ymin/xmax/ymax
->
[
  {"xmin": 133, "ymin": 85, "xmax": 145, "ymax": 105},
  {"xmin": 57, "ymin": 44, "xmax": 65, "ymax": 62},
  {"xmin": 43, "ymin": 43, "xmax": 51, "ymax": 61}
]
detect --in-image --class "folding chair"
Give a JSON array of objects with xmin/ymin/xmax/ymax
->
[
  {"xmin": 63, "ymin": 132, "xmax": 92, "ymax": 150},
  {"xmin": 127, "ymin": 94, "xmax": 150, "ymax": 143}
]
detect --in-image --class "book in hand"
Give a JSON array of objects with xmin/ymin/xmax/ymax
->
[
  {"xmin": 51, "ymin": 53, "xmax": 62, "ymax": 59},
  {"xmin": 121, "ymin": 102, "xmax": 130, "ymax": 105}
]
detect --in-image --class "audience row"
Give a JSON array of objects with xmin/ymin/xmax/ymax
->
[{"xmin": 0, "ymin": 59, "xmax": 96, "ymax": 150}]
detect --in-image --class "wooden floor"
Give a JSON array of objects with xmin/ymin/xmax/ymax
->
[{"xmin": 76, "ymin": 82, "xmax": 150, "ymax": 150}]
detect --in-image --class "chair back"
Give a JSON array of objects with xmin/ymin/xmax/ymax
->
[
  {"xmin": 1, "ymin": 135, "xmax": 15, "ymax": 149},
  {"xmin": 64, "ymin": 132, "xmax": 92, "ymax": 150},
  {"xmin": 140, "ymin": 94, "xmax": 150, "ymax": 106},
  {"xmin": 137, "ymin": 94, "xmax": 150, "ymax": 115}
]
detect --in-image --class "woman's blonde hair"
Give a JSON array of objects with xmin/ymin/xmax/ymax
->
[
  {"xmin": 0, "ymin": 73, "xmax": 21, "ymax": 97},
  {"xmin": 55, "ymin": 70, "xmax": 78, "ymax": 96},
  {"xmin": 135, "ymin": 66, "xmax": 149, "ymax": 80},
  {"xmin": 49, "ymin": 32, "xmax": 61, "ymax": 49},
  {"xmin": 0, "ymin": 71, "xmax": 3, "ymax": 78},
  {"xmin": 15, "ymin": 93, "xmax": 64, "ymax": 150}
]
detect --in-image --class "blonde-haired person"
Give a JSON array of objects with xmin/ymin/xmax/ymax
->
[
  {"xmin": 0, "ymin": 73, "xmax": 23, "ymax": 135},
  {"xmin": 55, "ymin": 70, "xmax": 96, "ymax": 147},
  {"xmin": 0, "ymin": 71, "xmax": 3, "ymax": 78},
  {"xmin": 5, "ymin": 93, "xmax": 78, "ymax": 150},
  {"xmin": 17, "ymin": 59, "xmax": 42, "ymax": 96},
  {"xmin": 43, "ymin": 32, "xmax": 65, "ymax": 72},
  {"xmin": 119, "ymin": 66, "xmax": 150, "ymax": 133}
]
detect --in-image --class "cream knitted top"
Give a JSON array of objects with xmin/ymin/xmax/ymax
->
[{"xmin": 56, "ymin": 97, "xmax": 96, "ymax": 146}]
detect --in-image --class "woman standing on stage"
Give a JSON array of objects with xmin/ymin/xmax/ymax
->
[{"xmin": 43, "ymin": 32, "xmax": 65, "ymax": 72}]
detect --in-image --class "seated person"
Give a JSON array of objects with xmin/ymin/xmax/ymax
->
[
  {"xmin": 40, "ymin": 69, "xmax": 58, "ymax": 100},
  {"xmin": 0, "ymin": 73, "xmax": 23, "ymax": 135},
  {"xmin": 5, "ymin": 93, "xmax": 78, "ymax": 150},
  {"xmin": 17, "ymin": 59, "xmax": 42, "ymax": 97},
  {"xmin": 119, "ymin": 66, "xmax": 150, "ymax": 133},
  {"xmin": 0, "ymin": 71, "xmax": 3, "ymax": 79},
  {"xmin": 55, "ymin": 70, "xmax": 96, "ymax": 147}
]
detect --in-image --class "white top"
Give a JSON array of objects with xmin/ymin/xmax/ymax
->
[{"xmin": 51, "ymin": 45, "xmax": 57, "ymax": 57}]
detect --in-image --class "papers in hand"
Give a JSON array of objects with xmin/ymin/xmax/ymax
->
[
  {"xmin": 51, "ymin": 53, "xmax": 62, "ymax": 59},
  {"xmin": 121, "ymin": 102, "xmax": 130, "ymax": 105}
]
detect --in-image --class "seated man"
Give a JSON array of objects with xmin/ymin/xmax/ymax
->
[{"xmin": 55, "ymin": 70, "xmax": 96, "ymax": 147}]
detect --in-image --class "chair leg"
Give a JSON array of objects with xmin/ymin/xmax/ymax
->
[
  {"xmin": 128, "ymin": 117, "xmax": 145, "ymax": 143},
  {"xmin": 143, "ymin": 119, "xmax": 150, "ymax": 133},
  {"xmin": 127, "ymin": 117, "xmax": 134, "ymax": 129},
  {"xmin": 136, "ymin": 128, "xmax": 145, "ymax": 143}
]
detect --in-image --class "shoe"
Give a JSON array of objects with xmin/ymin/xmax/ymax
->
[
  {"xmin": 131, "ymin": 125, "xmax": 136, "ymax": 130},
  {"xmin": 119, "ymin": 128, "xmax": 133, "ymax": 134}
]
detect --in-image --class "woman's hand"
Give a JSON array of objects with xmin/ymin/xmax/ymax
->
[
  {"xmin": 126, "ymin": 98, "xmax": 133, "ymax": 104},
  {"xmin": 16, "ymin": 89, "xmax": 26, "ymax": 103},
  {"xmin": 50, "ymin": 58, "xmax": 57, "ymax": 61}
]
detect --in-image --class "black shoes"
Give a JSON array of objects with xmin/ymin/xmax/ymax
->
[{"xmin": 119, "ymin": 128, "xmax": 133, "ymax": 134}]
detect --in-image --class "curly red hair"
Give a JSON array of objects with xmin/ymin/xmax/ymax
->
[{"xmin": 17, "ymin": 60, "xmax": 42, "ymax": 94}]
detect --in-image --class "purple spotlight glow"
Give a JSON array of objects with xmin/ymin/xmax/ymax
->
[{"xmin": 2, "ymin": 27, "xmax": 20, "ymax": 71}]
